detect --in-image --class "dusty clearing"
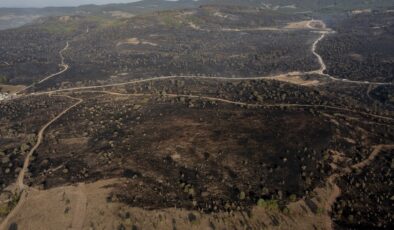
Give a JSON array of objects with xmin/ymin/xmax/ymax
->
[
  {"xmin": 285, "ymin": 20, "xmax": 315, "ymax": 29},
  {"xmin": 0, "ymin": 84, "xmax": 25, "ymax": 94},
  {"xmin": 0, "ymin": 178, "xmax": 333, "ymax": 230},
  {"xmin": 117, "ymin": 38, "xmax": 158, "ymax": 47},
  {"xmin": 266, "ymin": 73, "xmax": 321, "ymax": 86}
]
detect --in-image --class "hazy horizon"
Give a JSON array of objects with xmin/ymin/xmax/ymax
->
[{"xmin": 0, "ymin": 0, "xmax": 144, "ymax": 8}]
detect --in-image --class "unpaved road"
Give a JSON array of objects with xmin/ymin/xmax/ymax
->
[
  {"xmin": 1, "ymin": 95, "xmax": 83, "ymax": 230},
  {"xmin": 191, "ymin": 19, "xmax": 321, "ymax": 32},
  {"xmin": 189, "ymin": 19, "xmax": 392, "ymax": 86},
  {"xmin": 16, "ymin": 95, "xmax": 83, "ymax": 191},
  {"xmin": 36, "ymin": 42, "xmax": 70, "ymax": 84},
  {"xmin": 71, "ymin": 184, "xmax": 87, "ymax": 230},
  {"xmin": 306, "ymin": 21, "xmax": 392, "ymax": 86},
  {"xmin": 310, "ymin": 31, "xmax": 329, "ymax": 75},
  {"xmin": 81, "ymin": 90, "xmax": 394, "ymax": 121},
  {"xmin": 323, "ymin": 144, "xmax": 394, "ymax": 229},
  {"xmin": 16, "ymin": 42, "xmax": 70, "ymax": 95}
]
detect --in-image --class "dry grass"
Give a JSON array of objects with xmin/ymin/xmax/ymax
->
[{"xmin": 0, "ymin": 178, "xmax": 333, "ymax": 230}]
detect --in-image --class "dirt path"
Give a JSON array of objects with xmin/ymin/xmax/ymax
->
[
  {"xmin": 16, "ymin": 42, "xmax": 70, "ymax": 95},
  {"xmin": 322, "ymin": 144, "xmax": 394, "ymax": 229},
  {"xmin": 188, "ymin": 22, "xmax": 287, "ymax": 32},
  {"xmin": 191, "ymin": 19, "xmax": 322, "ymax": 32},
  {"xmin": 188, "ymin": 19, "xmax": 391, "ymax": 86},
  {"xmin": 29, "ymin": 75, "xmax": 299, "ymax": 95},
  {"xmin": 305, "ymin": 21, "xmax": 392, "ymax": 86},
  {"xmin": 74, "ymin": 90, "xmax": 394, "ymax": 121},
  {"xmin": 309, "ymin": 31, "xmax": 329, "ymax": 75},
  {"xmin": 365, "ymin": 85, "xmax": 388, "ymax": 107},
  {"xmin": 71, "ymin": 184, "xmax": 87, "ymax": 230},
  {"xmin": 36, "ymin": 42, "xmax": 70, "ymax": 85},
  {"xmin": 16, "ymin": 95, "xmax": 82, "ymax": 192},
  {"xmin": 351, "ymin": 145, "xmax": 393, "ymax": 169},
  {"xmin": 166, "ymin": 93, "xmax": 394, "ymax": 120},
  {"xmin": 27, "ymin": 74, "xmax": 392, "ymax": 98},
  {"xmin": 0, "ymin": 189, "xmax": 27, "ymax": 230},
  {"xmin": 0, "ymin": 95, "xmax": 83, "ymax": 229}
]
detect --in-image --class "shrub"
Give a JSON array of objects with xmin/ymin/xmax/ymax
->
[
  {"xmin": 257, "ymin": 198, "xmax": 279, "ymax": 211},
  {"xmin": 0, "ymin": 76, "xmax": 8, "ymax": 84},
  {"xmin": 239, "ymin": 191, "xmax": 246, "ymax": 200},
  {"xmin": 289, "ymin": 194, "xmax": 297, "ymax": 202}
]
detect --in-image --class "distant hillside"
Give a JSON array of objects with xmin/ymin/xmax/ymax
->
[
  {"xmin": 200, "ymin": 0, "xmax": 394, "ymax": 12},
  {"xmin": 1, "ymin": 0, "xmax": 393, "ymax": 30},
  {"xmin": 0, "ymin": 0, "xmax": 201, "ymax": 30}
]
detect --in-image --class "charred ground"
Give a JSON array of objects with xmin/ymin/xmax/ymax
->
[{"xmin": 0, "ymin": 2, "xmax": 393, "ymax": 230}]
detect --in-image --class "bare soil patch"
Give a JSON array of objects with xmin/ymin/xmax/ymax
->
[{"xmin": 0, "ymin": 85, "xmax": 25, "ymax": 94}]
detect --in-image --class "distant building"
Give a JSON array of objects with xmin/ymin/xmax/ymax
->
[{"xmin": 0, "ymin": 92, "xmax": 10, "ymax": 101}]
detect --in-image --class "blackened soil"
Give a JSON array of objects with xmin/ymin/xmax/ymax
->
[
  {"xmin": 28, "ymin": 94, "xmax": 340, "ymax": 212},
  {"xmin": 333, "ymin": 149, "xmax": 394, "ymax": 229}
]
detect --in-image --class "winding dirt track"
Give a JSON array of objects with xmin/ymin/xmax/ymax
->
[
  {"xmin": 323, "ymin": 144, "xmax": 394, "ymax": 229},
  {"xmin": 15, "ymin": 42, "xmax": 70, "ymax": 95},
  {"xmin": 0, "ymin": 95, "xmax": 83, "ymax": 230},
  {"xmin": 36, "ymin": 42, "xmax": 70, "ymax": 84},
  {"xmin": 188, "ymin": 22, "xmax": 291, "ymax": 32},
  {"xmin": 305, "ymin": 21, "xmax": 391, "ymax": 86},
  {"xmin": 80, "ymin": 90, "xmax": 394, "ymax": 121},
  {"xmin": 310, "ymin": 32, "xmax": 329, "ymax": 75},
  {"xmin": 16, "ymin": 95, "xmax": 82, "ymax": 191}
]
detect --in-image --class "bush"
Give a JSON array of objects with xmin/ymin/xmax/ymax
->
[
  {"xmin": 257, "ymin": 198, "xmax": 279, "ymax": 211},
  {"xmin": 0, "ymin": 204, "xmax": 9, "ymax": 216},
  {"xmin": 239, "ymin": 191, "xmax": 246, "ymax": 200},
  {"xmin": 0, "ymin": 193, "xmax": 20, "ymax": 217},
  {"xmin": 289, "ymin": 194, "xmax": 297, "ymax": 202},
  {"xmin": 0, "ymin": 75, "xmax": 8, "ymax": 84}
]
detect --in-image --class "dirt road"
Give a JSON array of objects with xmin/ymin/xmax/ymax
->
[
  {"xmin": 310, "ymin": 31, "xmax": 329, "ymax": 75},
  {"xmin": 71, "ymin": 184, "xmax": 87, "ymax": 230},
  {"xmin": 16, "ymin": 96, "xmax": 83, "ymax": 192},
  {"xmin": 323, "ymin": 144, "xmax": 394, "ymax": 229},
  {"xmin": 191, "ymin": 19, "xmax": 322, "ymax": 32},
  {"xmin": 16, "ymin": 95, "xmax": 82, "ymax": 191},
  {"xmin": 16, "ymin": 42, "xmax": 70, "ymax": 95},
  {"xmin": 74, "ymin": 90, "xmax": 394, "ymax": 121},
  {"xmin": 1, "ymin": 95, "xmax": 83, "ymax": 230},
  {"xmin": 306, "ymin": 21, "xmax": 392, "ymax": 86}
]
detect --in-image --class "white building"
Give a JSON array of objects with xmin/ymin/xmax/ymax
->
[{"xmin": 0, "ymin": 92, "xmax": 10, "ymax": 101}]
